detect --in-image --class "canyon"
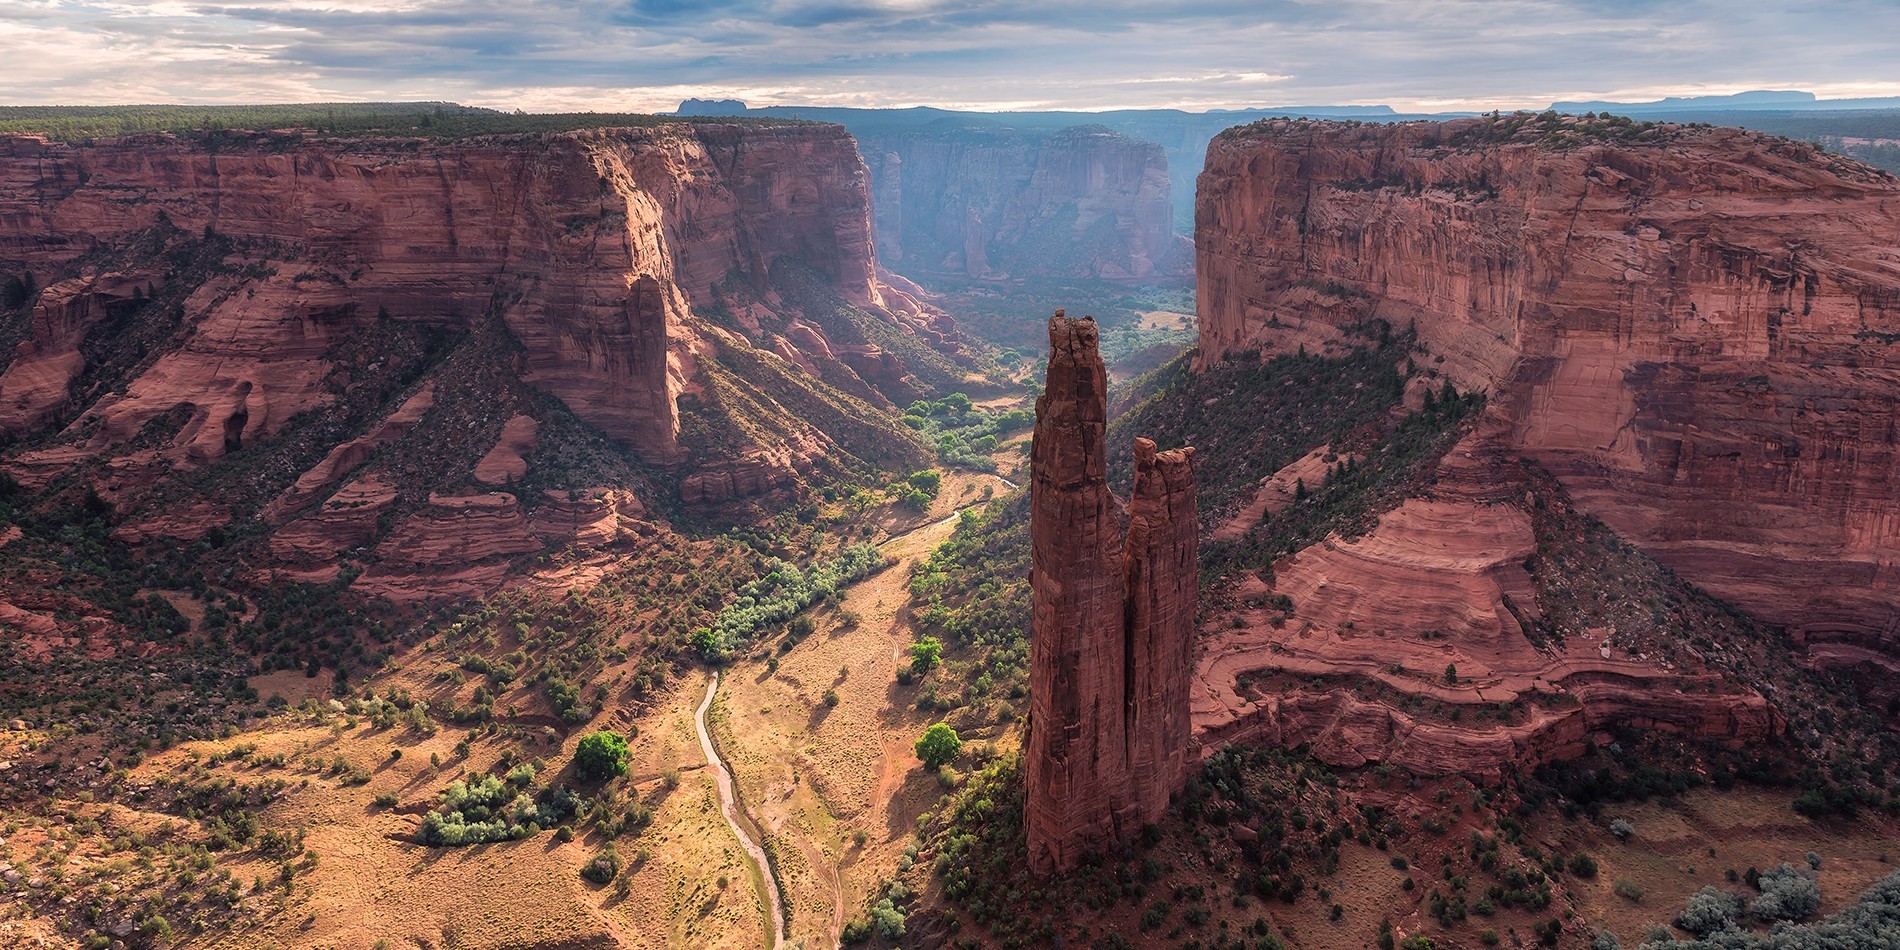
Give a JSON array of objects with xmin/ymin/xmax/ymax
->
[
  {"xmin": 0, "ymin": 121, "xmax": 969, "ymax": 604},
  {"xmin": 856, "ymin": 124, "xmax": 1189, "ymax": 281},
  {"xmin": 4, "ymin": 102, "xmax": 1900, "ymax": 950},
  {"xmin": 1027, "ymin": 312, "xmax": 1196, "ymax": 874}
]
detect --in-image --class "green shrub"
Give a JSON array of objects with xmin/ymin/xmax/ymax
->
[{"xmin": 574, "ymin": 730, "xmax": 630, "ymax": 782}]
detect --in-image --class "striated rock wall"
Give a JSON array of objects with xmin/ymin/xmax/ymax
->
[
  {"xmin": 0, "ymin": 121, "xmax": 947, "ymax": 600},
  {"xmin": 0, "ymin": 123, "xmax": 896, "ymax": 463},
  {"xmin": 1192, "ymin": 431, "xmax": 1782, "ymax": 777},
  {"xmin": 1027, "ymin": 312, "xmax": 1196, "ymax": 875},
  {"xmin": 1196, "ymin": 116, "xmax": 1900, "ymax": 672},
  {"xmin": 860, "ymin": 125, "xmax": 1189, "ymax": 280}
]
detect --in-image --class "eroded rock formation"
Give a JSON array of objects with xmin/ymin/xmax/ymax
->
[
  {"xmin": 1193, "ymin": 431, "xmax": 1781, "ymax": 777},
  {"xmin": 0, "ymin": 121, "xmax": 954, "ymax": 599},
  {"xmin": 1027, "ymin": 312, "xmax": 1196, "ymax": 875},
  {"xmin": 1197, "ymin": 116, "xmax": 1900, "ymax": 684}
]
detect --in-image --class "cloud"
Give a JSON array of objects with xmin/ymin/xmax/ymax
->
[{"xmin": 1, "ymin": 0, "xmax": 1897, "ymax": 112}]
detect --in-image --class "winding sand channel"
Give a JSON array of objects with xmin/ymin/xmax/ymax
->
[{"xmin": 696, "ymin": 672, "xmax": 786, "ymax": 950}]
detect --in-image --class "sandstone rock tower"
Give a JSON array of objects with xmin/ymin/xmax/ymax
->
[{"xmin": 1026, "ymin": 311, "xmax": 1197, "ymax": 875}]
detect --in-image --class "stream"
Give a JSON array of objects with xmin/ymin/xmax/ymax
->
[{"xmin": 695, "ymin": 672, "xmax": 787, "ymax": 950}]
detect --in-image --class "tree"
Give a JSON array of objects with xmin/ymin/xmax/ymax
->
[
  {"xmin": 574, "ymin": 730, "xmax": 630, "ymax": 782},
  {"xmin": 914, "ymin": 723, "xmax": 961, "ymax": 770},
  {"xmin": 1753, "ymin": 863, "xmax": 1821, "ymax": 922},
  {"xmin": 908, "ymin": 637, "xmax": 942, "ymax": 676},
  {"xmin": 907, "ymin": 469, "xmax": 943, "ymax": 497},
  {"xmin": 580, "ymin": 847, "xmax": 621, "ymax": 884},
  {"xmin": 1674, "ymin": 885, "xmax": 1740, "ymax": 935}
]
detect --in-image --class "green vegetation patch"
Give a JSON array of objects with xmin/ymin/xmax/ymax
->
[
  {"xmin": 897, "ymin": 392, "xmax": 1033, "ymax": 473},
  {"xmin": 416, "ymin": 762, "xmax": 581, "ymax": 845},
  {"xmin": 0, "ymin": 102, "xmax": 815, "ymax": 142},
  {"xmin": 692, "ymin": 542, "xmax": 886, "ymax": 661}
]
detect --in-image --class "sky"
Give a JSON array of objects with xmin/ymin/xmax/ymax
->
[{"xmin": 3, "ymin": 0, "xmax": 1899, "ymax": 113}]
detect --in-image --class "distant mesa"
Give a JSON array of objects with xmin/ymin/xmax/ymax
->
[{"xmin": 675, "ymin": 97, "xmax": 749, "ymax": 116}]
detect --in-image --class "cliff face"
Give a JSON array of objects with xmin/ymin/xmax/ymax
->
[
  {"xmin": 860, "ymin": 125, "xmax": 1189, "ymax": 280},
  {"xmin": 1197, "ymin": 117, "xmax": 1900, "ymax": 676},
  {"xmin": 0, "ymin": 122, "xmax": 946, "ymax": 598},
  {"xmin": 1192, "ymin": 434, "xmax": 1782, "ymax": 778},
  {"xmin": 1027, "ymin": 313, "xmax": 1195, "ymax": 875}
]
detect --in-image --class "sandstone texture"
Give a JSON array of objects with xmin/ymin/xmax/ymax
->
[
  {"xmin": 1193, "ymin": 433, "xmax": 1780, "ymax": 778},
  {"xmin": 1027, "ymin": 312, "xmax": 1196, "ymax": 875},
  {"xmin": 860, "ymin": 125, "xmax": 1190, "ymax": 280},
  {"xmin": 1197, "ymin": 116, "xmax": 1900, "ymax": 678}
]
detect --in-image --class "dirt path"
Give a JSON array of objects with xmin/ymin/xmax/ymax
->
[{"xmin": 696, "ymin": 673, "xmax": 787, "ymax": 950}]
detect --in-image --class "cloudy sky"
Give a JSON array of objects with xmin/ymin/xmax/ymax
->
[{"xmin": 3, "ymin": 0, "xmax": 1897, "ymax": 113}]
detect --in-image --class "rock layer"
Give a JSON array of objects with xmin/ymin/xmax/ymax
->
[
  {"xmin": 1192, "ymin": 432, "xmax": 1781, "ymax": 778},
  {"xmin": 0, "ymin": 121, "xmax": 950, "ymax": 599},
  {"xmin": 1027, "ymin": 312, "xmax": 1196, "ymax": 875},
  {"xmin": 1197, "ymin": 116, "xmax": 1900, "ymax": 675}
]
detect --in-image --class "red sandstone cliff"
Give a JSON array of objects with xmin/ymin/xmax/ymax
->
[
  {"xmin": 0, "ymin": 122, "xmax": 948, "ymax": 598},
  {"xmin": 1028, "ymin": 313, "xmax": 1195, "ymax": 875},
  {"xmin": 1196, "ymin": 116, "xmax": 1900, "ymax": 681},
  {"xmin": 861, "ymin": 125, "xmax": 1190, "ymax": 280}
]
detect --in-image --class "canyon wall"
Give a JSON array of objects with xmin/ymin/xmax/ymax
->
[
  {"xmin": 0, "ymin": 123, "xmax": 906, "ymax": 458},
  {"xmin": 1027, "ymin": 312, "xmax": 1196, "ymax": 875},
  {"xmin": 0, "ymin": 122, "xmax": 945, "ymax": 598},
  {"xmin": 1197, "ymin": 116, "xmax": 1900, "ymax": 674},
  {"xmin": 859, "ymin": 125, "xmax": 1189, "ymax": 280}
]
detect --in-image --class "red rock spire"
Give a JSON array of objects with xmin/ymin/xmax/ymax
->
[{"xmin": 1026, "ymin": 310, "xmax": 1196, "ymax": 876}]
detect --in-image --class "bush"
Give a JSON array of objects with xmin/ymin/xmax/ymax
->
[
  {"xmin": 915, "ymin": 723, "xmax": 961, "ymax": 769},
  {"xmin": 1674, "ymin": 885, "xmax": 1740, "ymax": 935},
  {"xmin": 580, "ymin": 847, "xmax": 621, "ymax": 884},
  {"xmin": 1752, "ymin": 863, "xmax": 1821, "ymax": 922},
  {"xmin": 1569, "ymin": 853, "xmax": 1600, "ymax": 878},
  {"xmin": 139, "ymin": 915, "xmax": 173, "ymax": 945},
  {"xmin": 1609, "ymin": 819, "xmax": 1635, "ymax": 840},
  {"xmin": 574, "ymin": 730, "xmax": 630, "ymax": 782},
  {"xmin": 822, "ymin": 689, "xmax": 840, "ymax": 708},
  {"xmin": 841, "ymin": 918, "xmax": 873, "ymax": 944},
  {"xmin": 870, "ymin": 897, "xmax": 905, "ymax": 938},
  {"xmin": 1612, "ymin": 878, "xmax": 1644, "ymax": 903},
  {"xmin": 1592, "ymin": 930, "xmax": 1619, "ymax": 950}
]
